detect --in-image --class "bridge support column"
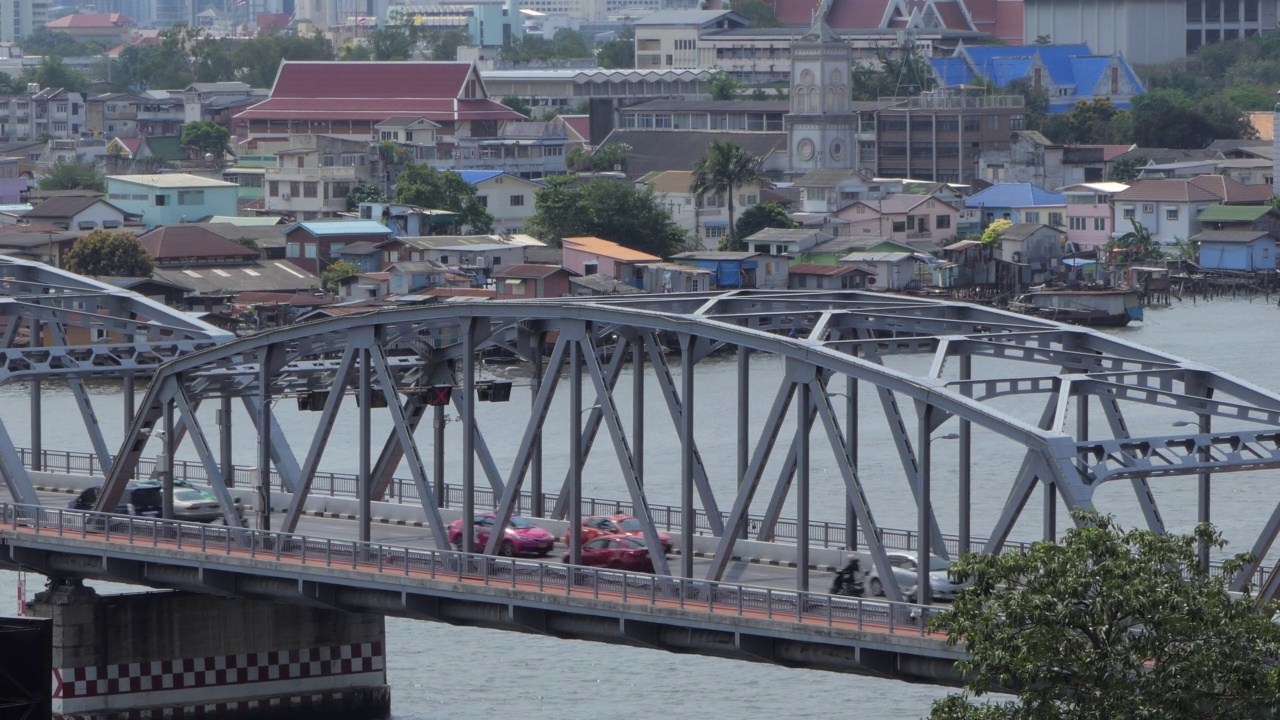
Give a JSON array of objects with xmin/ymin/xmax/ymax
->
[{"xmin": 31, "ymin": 580, "xmax": 389, "ymax": 720}]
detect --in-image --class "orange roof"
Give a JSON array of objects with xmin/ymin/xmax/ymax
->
[{"xmin": 562, "ymin": 236, "xmax": 660, "ymax": 263}]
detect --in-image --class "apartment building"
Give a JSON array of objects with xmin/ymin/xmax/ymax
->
[
  {"xmin": 875, "ymin": 88, "xmax": 1025, "ymax": 184},
  {"xmin": 633, "ymin": 9, "xmax": 747, "ymax": 70},
  {"xmin": 265, "ymin": 135, "xmax": 376, "ymax": 220},
  {"xmin": 0, "ymin": 87, "xmax": 85, "ymax": 144},
  {"xmin": 1, "ymin": 0, "xmax": 49, "ymax": 42},
  {"xmin": 481, "ymin": 68, "xmax": 711, "ymax": 115}
]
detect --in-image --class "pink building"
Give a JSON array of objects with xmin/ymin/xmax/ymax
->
[
  {"xmin": 1061, "ymin": 182, "xmax": 1128, "ymax": 251},
  {"xmin": 561, "ymin": 237, "xmax": 660, "ymax": 289}
]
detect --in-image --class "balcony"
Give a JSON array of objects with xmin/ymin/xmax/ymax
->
[{"xmin": 267, "ymin": 166, "xmax": 360, "ymax": 182}]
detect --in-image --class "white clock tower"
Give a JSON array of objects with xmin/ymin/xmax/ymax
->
[{"xmin": 786, "ymin": 8, "xmax": 856, "ymax": 174}]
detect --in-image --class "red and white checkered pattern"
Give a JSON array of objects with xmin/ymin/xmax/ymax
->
[
  {"xmin": 53, "ymin": 642, "xmax": 383, "ymax": 700},
  {"xmin": 55, "ymin": 686, "xmax": 389, "ymax": 720}
]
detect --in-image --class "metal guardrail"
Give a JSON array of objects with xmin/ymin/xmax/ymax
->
[
  {"xmin": 21, "ymin": 447, "xmax": 1269, "ymax": 587},
  {"xmin": 0, "ymin": 503, "xmax": 942, "ymax": 638},
  {"xmin": 18, "ymin": 446, "xmax": 1032, "ymax": 559}
]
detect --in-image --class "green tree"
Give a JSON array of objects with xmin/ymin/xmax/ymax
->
[
  {"xmin": 1039, "ymin": 98, "xmax": 1133, "ymax": 145},
  {"xmin": 730, "ymin": 202, "xmax": 794, "ymax": 250},
  {"xmin": 367, "ymin": 22, "xmax": 421, "ymax": 61},
  {"xmin": 346, "ymin": 182, "xmax": 386, "ymax": 212},
  {"xmin": 597, "ymin": 26, "xmax": 635, "ymax": 69},
  {"xmin": 706, "ymin": 70, "xmax": 740, "ymax": 100},
  {"xmin": 1131, "ymin": 88, "xmax": 1252, "ymax": 148},
  {"xmin": 392, "ymin": 164, "xmax": 492, "ymax": 233},
  {"xmin": 338, "ymin": 43, "xmax": 372, "ymax": 61},
  {"xmin": 851, "ymin": 44, "xmax": 933, "ymax": 100},
  {"xmin": 1105, "ymin": 220, "xmax": 1164, "ymax": 262},
  {"xmin": 20, "ymin": 55, "xmax": 89, "ymax": 94},
  {"xmin": 499, "ymin": 95, "xmax": 532, "ymax": 118},
  {"xmin": 691, "ymin": 139, "xmax": 762, "ymax": 246},
  {"xmin": 1108, "ymin": 154, "xmax": 1148, "ymax": 182},
  {"xmin": 729, "ymin": 0, "xmax": 782, "ymax": 26},
  {"xmin": 180, "ymin": 121, "xmax": 230, "ymax": 159},
  {"xmin": 230, "ymin": 30, "xmax": 334, "ymax": 89},
  {"xmin": 321, "ymin": 259, "xmax": 359, "ymax": 291},
  {"xmin": 38, "ymin": 158, "xmax": 104, "ymax": 192},
  {"xmin": 233, "ymin": 238, "xmax": 261, "ymax": 254},
  {"xmin": 980, "ymin": 218, "xmax": 1013, "ymax": 246},
  {"xmin": 426, "ymin": 29, "xmax": 468, "ymax": 61},
  {"xmin": 1004, "ymin": 77, "xmax": 1050, "ymax": 130},
  {"xmin": 20, "ymin": 27, "xmax": 105, "ymax": 57},
  {"xmin": 65, "ymin": 230, "xmax": 154, "ymax": 277},
  {"xmin": 930, "ymin": 512, "xmax": 1280, "ymax": 720},
  {"xmin": 524, "ymin": 176, "xmax": 687, "ymax": 256}
]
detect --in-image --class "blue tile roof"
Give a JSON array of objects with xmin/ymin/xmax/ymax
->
[
  {"xmin": 291, "ymin": 220, "xmax": 392, "ymax": 236},
  {"xmin": 964, "ymin": 183, "xmax": 1065, "ymax": 209},
  {"xmin": 935, "ymin": 44, "xmax": 1143, "ymax": 114},
  {"xmin": 457, "ymin": 170, "xmax": 504, "ymax": 185}
]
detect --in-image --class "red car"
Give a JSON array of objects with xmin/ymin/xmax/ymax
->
[
  {"xmin": 570, "ymin": 514, "xmax": 673, "ymax": 555},
  {"xmin": 563, "ymin": 534, "xmax": 655, "ymax": 573},
  {"xmin": 447, "ymin": 513, "xmax": 556, "ymax": 556}
]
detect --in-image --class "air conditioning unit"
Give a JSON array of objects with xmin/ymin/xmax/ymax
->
[{"xmin": 281, "ymin": 192, "xmax": 291, "ymax": 199}]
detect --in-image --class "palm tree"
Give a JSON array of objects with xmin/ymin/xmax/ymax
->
[{"xmin": 691, "ymin": 140, "xmax": 762, "ymax": 249}]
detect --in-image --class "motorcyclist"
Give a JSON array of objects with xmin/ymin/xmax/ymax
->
[{"xmin": 830, "ymin": 555, "xmax": 863, "ymax": 596}]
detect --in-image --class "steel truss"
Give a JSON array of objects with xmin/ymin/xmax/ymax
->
[
  {"xmin": 84, "ymin": 290, "xmax": 1280, "ymax": 601},
  {"xmin": 0, "ymin": 258, "xmax": 232, "ymax": 505}
]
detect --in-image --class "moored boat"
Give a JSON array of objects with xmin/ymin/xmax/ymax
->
[{"xmin": 1008, "ymin": 288, "xmax": 1143, "ymax": 327}]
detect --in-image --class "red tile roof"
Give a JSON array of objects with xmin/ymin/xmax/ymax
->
[
  {"xmin": 237, "ymin": 63, "xmax": 524, "ymax": 124},
  {"xmin": 1114, "ymin": 179, "xmax": 1222, "ymax": 203},
  {"xmin": 1188, "ymin": 175, "xmax": 1273, "ymax": 204},
  {"xmin": 825, "ymin": 0, "xmax": 890, "ymax": 28},
  {"xmin": 137, "ymin": 225, "xmax": 262, "ymax": 262},
  {"xmin": 46, "ymin": 12, "xmax": 132, "ymax": 28},
  {"xmin": 562, "ymin": 115, "xmax": 591, "ymax": 144}
]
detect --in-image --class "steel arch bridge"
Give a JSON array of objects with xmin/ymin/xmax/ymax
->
[{"xmin": 74, "ymin": 290, "xmax": 1280, "ymax": 602}]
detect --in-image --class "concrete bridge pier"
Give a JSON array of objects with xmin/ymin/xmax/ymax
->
[{"xmin": 31, "ymin": 579, "xmax": 390, "ymax": 720}]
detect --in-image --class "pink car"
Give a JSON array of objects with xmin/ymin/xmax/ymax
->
[{"xmin": 447, "ymin": 512, "xmax": 556, "ymax": 556}]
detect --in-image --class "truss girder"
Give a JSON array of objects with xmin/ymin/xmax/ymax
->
[{"xmin": 53, "ymin": 290, "xmax": 1280, "ymax": 579}]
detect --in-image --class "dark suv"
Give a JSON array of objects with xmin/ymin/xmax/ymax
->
[{"xmin": 68, "ymin": 483, "xmax": 163, "ymax": 517}]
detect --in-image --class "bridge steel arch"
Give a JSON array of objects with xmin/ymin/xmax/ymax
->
[{"xmin": 92, "ymin": 291, "xmax": 1280, "ymax": 601}]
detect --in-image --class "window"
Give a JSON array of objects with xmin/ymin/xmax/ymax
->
[
  {"xmin": 1025, "ymin": 211, "xmax": 1041, "ymax": 223},
  {"xmin": 269, "ymin": 181, "xmax": 279, "ymax": 197},
  {"xmin": 77, "ymin": 221, "xmax": 96, "ymax": 230},
  {"xmin": 55, "ymin": 103, "xmax": 66, "ymax": 113},
  {"xmin": 1143, "ymin": 204, "xmax": 1155, "ymax": 214},
  {"xmin": 52, "ymin": 123, "xmax": 66, "ymax": 133},
  {"xmin": 303, "ymin": 182, "xmax": 318, "ymax": 198},
  {"xmin": 583, "ymin": 261, "xmax": 598, "ymax": 275},
  {"xmin": 477, "ymin": 195, "xmax": 488, "ymax": 208},
  {"xmin": 706, "ymin": 226, "xmax": 727, "ymax": 238},
  {"xmin": 304, "ymin": 244, "xmax": 317, "ymax": 259},
  {"xmin": 1123, "ymin": 207, "xmax": 1135, "ymax": 220},
  {"xmin": 1048, "ymin": 212, "xmax": 1064, "ymax": 227},
  {"xmin": 510, "ymin": 194, "xmax": 524, "ymax": 207},
  {"xmin": 892, "ymin": 221, "xmax": 907, "ymax": 232},
  {"xmin": 1166, "ymin": 207, "xmax": 1179, "ymax": 220},
  {"xmin": 102, "ymin": 220, "xmax": 120, "ymax": 229},
  {"xmin": 332, "ymin": 182, "xmax": 350, "ymax": 199},
  {"xmin": 287, "ymin": 243, "xmax": 300, "ymax": 258},
  {"xmin": 155, "ymin": 194, "xmax": 168, "ymax": 206},
  {"xmin": 1094, "ymin": 217, "xmax": 1107, "ymax": 231},
  {"xmin": 290, "ymin": 182, "xmax": 301, "ymax": 197},
  {"xmin": 936, "ymin": 215, "xmax": 950, "ymax": 229},
  {"xmin": 1070, "ymin": 217, "xmax": 1087, "ymax": 230},
  {"xmin": 177, "ymin": 190, "xmax": 204, "ymax": 205},
  {"xmin": 380, "ymin": 131, "xmax": 398, "ymax": 141},
  {"xmin": 322, "ymin": 155, "xmax": 335, "ymax": 166}
]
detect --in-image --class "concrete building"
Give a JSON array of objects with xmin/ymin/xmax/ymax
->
[
  {"xmin": 1194, "ymin": 229, "xmax": 1276, "ymax": 271},
  {"xmin": 785, "ymin": 17, "xmax": 860, "ymax": 176},
  {"xmin": 997, "ymin": 222, "xmax": 1065, "ymax": 285},
  {"xmin": 105, "ymin": 173, "xmax": 239, "ymax": 228},
  {"xmin": 877, "ymin": 88, "xmax": 1025, "ymax": 184},
  {"xmin": 836, "ymin": 193, "xmax": 960, "ymax": 246},
  {"xmin": 265, "ymin": 134, "xmax": 376, "ymax": 220},
  {"xmin": 21, "ymin": 196, "xmax": 129, "ymax": 230},
  {"xmin": 634, "ymin": 9, "xmax": 747, "ymax": 70},
  {"xmin": 458, "ymin": 171, "xmax": 545, "ymax": 235},
  {"xmin": 839, "ymin": 251, "xmax": 923, "ymax": 290},
  {"xmin": 43, "ymin": 12, "xmax": 135, "ymax": 44},
  {"xmin": 482, "ymin": 69, "xmax": 711, "ymax": 117},
  {"xmin": 0, "ymin": 87, "xmax": 85, "ymax": 144},
  {"xmin": 492, "ymin": 263, "xmax": 577, "ymax": 297},
  {"xmin": 284, "ymin": 220, "xmax": 393, "ymax": 274},
  {"xmin": 617, "ymin": 99, "xmax": 787, "ymax": 133},
  {"xmin": 561, "ymin": 235, "xmax": 660, "ymax": 287},
  {"xmin": 639, "ymin": 169, "xmax": 765, "ymax": 248},
  {"xmin": 1113, "ymin": 176, "xmax": 1271, "ymax": 245},
  {"xmin": 788, "ymin": 262, "xmax": 871, "ymax": 289},
  {"xmin": 962, "ymin": 183, "xmax": 1066, "ymax": 233},
  {"xmin": 1, "ymin": 0, "xmax": 50, "ymax": 42},
  {"xmin": 670, "ymin": 250, "xmax": 789, "ymax": 289}
]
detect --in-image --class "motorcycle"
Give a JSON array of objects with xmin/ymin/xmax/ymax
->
[{"xmin": 829, "ymin": 560, "xmax": 864, "ymax": 597}]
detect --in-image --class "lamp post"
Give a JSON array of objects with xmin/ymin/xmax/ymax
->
[
  {"xmin": 917, "ymin": 427, "xmax": 959, "ymax": 607},
  {"xmin": 1174, "ymin": 418, "xmax": 1211, "ymax": 571}
]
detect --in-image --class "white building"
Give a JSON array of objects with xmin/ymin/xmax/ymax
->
[
  {"xmin": 633, "ymin": 9, "xmax": 747, "ymax": 70},
  {"xmin": 458, "ymin": 171, "xmax": 545, "ymax": 235}
]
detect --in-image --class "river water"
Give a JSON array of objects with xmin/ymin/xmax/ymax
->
[{"xmin": 2, "ymin": 296, "xmax": 1279, "ymax": 719}]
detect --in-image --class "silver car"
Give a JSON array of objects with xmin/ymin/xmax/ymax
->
[
  {"xmin": 172, "ymin": 487, "xmax": 223, "ymax": 523},
  {"xmin": 865, "ymin": 551, "xmax": 966, "ymax": 602}
]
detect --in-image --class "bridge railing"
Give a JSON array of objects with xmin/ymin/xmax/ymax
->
[
  {"xmin": 0, "ymin": 502, "xmax": 943, "ymax": 638},
  {"xmin": 23, "ymin": 447, "xmax": 1264, "ymax": 587},
  {"xmin": 19, "ymin": 446, "xmax": 1034, "ymax": 561}
]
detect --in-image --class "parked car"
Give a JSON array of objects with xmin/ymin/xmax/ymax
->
[
  {"xmin": 570, "ymin": 514, "xmax": 673, "ymax": 554},
  {"xmin": 447, "ymin": 512, "xmax": 556, "ymax": 556},
  {"xmin": 865, "ymin": 551, "xmax": 966, "ymax": 602},
  {"xmin": 67, "ymin": 483, "xmax": 162, "ymax": 517},
  {"xmin": 564, "ymin": 534, "xmax": 654, "ymax": 573}
]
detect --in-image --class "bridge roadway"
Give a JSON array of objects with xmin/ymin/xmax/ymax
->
[{"xmin": 0, "ymin": 502, "xmax": 962, "ymax": 683}]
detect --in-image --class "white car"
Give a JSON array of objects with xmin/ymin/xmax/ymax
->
[{"xmin": 865, "ymin": 551, "xmax": 966, "ymax": 602}]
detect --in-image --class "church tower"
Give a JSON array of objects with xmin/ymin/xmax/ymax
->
[{"xmin": 786, "ymin": 3, "xmax": 856, "ymax": 173}]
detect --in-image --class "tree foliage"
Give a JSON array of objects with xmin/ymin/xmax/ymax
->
[
  {"xmin": 180, "ymin": 121, "xmax": 230, "ymax": 158},
  {"xmin": 1105, "ymin": 220, "xmax": 1164, "ymax": 262},
  {"xmin": 65, "ymin": 230, "xmax": 154, "ymax": 277},
  {"xmin": 525, "ymin": 176, "xmax": 687, "ymax": 257},
  {"xmin": 1131, "ymin": 88, "xmax": 1255, "ymax": 149},
  {"xmin": 20, "ymin": 27, "xmax": 106, "ymax": 57},
  {"xmin": 728, "ymin": 0, "xmax": 783, "ymax": 27},
  {"xmin": 499, "ymin": 95, "xmax": 532, "ymax": 118},
  {"xmin": 228, "ymin": 30, "xmax": 334, "ymax": 89},
  {"xmin": 691, "ymin": 139, "xmax": 763, "ymax": 245},
  {"xmin": 596, "ymin": 26, "xmax": 635, "ymax": 69},
  {"xmin": 1038, "ymin": 99, "xmax": 1133, "ymax": 145},
  {"xmin": 706, "ymin": 70, "xmax": 741, "ymax": 101},
  {"xmin": 729, "ymin": 202, "xmax": 794, "ymax": 251},
  {"xmin": 1108, "ymin": 155, "xmax": 1148, "ymax": 183},
  {"xmin": 321, "ymin": 259, "xmax": 359, "ymax": 291},
  {"xmin": 38, "ymin": 158, "xmax": 104, "ymax": 192},
  {"xmin": 500, "ymin": 29, "xmax": 591, "ymax": 64},
  {"xmin": 346, "ymin": 182, "xmax": 386, "ymax": 212},
  {"xmin": 392, "ymin": 164, "xmax": 492, "ymax": 233},
  {"xmin": 425, "ymin": 29, "xmax": 469, "ymax": 61},
  {"xmin": 567, "ymin": 143, "xmax": 629, "ymax": 173},
  {"xmin": 930, "ymin": 511, "xmax": 1280, "ymax": 720},
  {"xmin": 851, "ymin": 44, "xmax": 934, "ymax": 101},
  {"xmin": 19, "ymin": 55, "xmax": 90, "ymax": 94},
  {"xmin": 980, "ymin": 218, "xmax": 1013, "ymax": 246}
]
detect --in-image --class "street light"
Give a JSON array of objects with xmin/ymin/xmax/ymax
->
[{"xmin": 918, "ymin": 430, "xmax": 960, "ymax": 607}]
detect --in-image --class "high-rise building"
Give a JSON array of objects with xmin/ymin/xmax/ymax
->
[{"xmin": 1, "ymin": 0, "xmax": 50, "ymax": 43}]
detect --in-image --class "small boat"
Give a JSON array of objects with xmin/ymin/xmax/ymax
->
[{"xmin": 1009, "ymin": 288, "xmax": 1143, "ymax": 327}]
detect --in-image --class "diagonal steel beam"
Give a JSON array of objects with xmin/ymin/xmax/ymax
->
[
  {"xmin": 280, "ymin": 344, "xmax": 358, "ymax": 534},
  {"xmin": 45, "ymin": 321, "xmax": 113, "ymax": 470},
  {"xmin": 1096, "ymin": 388, "xmax": 1166, "ymax": 534},
  {"xmin": 240, "ymin": 394, "xmax": 301, "ymax": 494},
  {"xmin": 367, "ymin": 342, "xmax": 450, "ymax": 549},
  {"xmin": 167, "ymin": 380, "xmax": 243, "ymax": 526},
  {"xmin": 550, "ymin": 338, "xmax": 630, "ymax": 519}
]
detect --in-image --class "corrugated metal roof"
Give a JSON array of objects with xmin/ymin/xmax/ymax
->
[
  {"xmin": 964, "ymin": 183, "xmax": 1064, "ymax": 208},
  {"xmin": 1196, "ymin": 205, "xmax": 1274, "ymax": 222},
  {"xmin": 562, "ymin": 236, "xmax": 660, "ymax": 262},
  {"xmin": 291, "ymin": 220, "xmax": 392, "ymax": 237}
]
